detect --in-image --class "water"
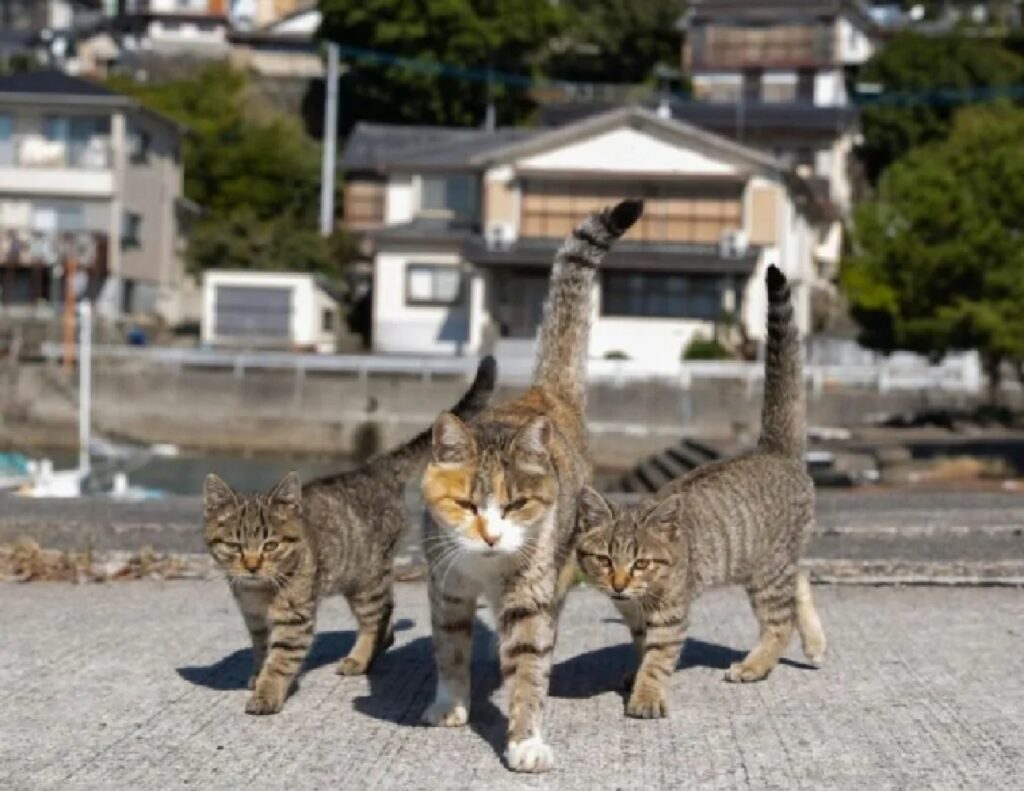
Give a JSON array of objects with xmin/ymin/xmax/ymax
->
[{"xmin": 6, "ymin": 448, "xmax": 354, "ymax": 497}]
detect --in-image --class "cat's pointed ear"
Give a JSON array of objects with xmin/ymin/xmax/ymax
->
[
  {"xmin": 577, "ymin": 485, "xmax": 613, "ymax": 531},
  {"xmin": 203, "ymin": 473, "xmax": 236, "ymax": 517},
  {"xmin": 642, "ymin": 495, "xmax": 684, "ymax": 539},
  {"xmin": 269, "ymin": 471, "xmax": 302, "ymax": 509},
  {"xmin": 432, "ymin": 411, "xmax": 476, "ymax": 465},
  {"xmin": 510, "ymin": 416, "xmax": 552, "ymax": 475}
]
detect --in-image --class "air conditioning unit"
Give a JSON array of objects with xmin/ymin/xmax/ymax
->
[
  {"xmin": 486, "ymin": 221, "xmax": 515, "ymax": 250},
  {"xmin": 719, "ymin": 229, "xmax": 749, "ymax": 260}
]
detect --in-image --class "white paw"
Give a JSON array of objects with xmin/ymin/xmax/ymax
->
[
  {"xmin": 505, "ymin": 735, "xmax": 555, "ymax": 773},
  {"xmin": 421, "ymin": 699, "xmax": 468, "ymax": 727}
]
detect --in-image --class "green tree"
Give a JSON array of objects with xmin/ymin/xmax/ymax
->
[
  {"xmin": 857, "ymin": 33, "xmax": 1024, "ymax": 181},
  {"xmin": 318, "ymin": 0, "xmax": 566, "ymax": 128},
  {"xmin": 842, "ymin": 104, "xmax": 1024, "ymax": 396},
  {"xmin": 109, "ymin": 65, "xmax": 346, "ymax": 276},
  {"xmin": 548, "ymin": 0, "xmax": 684, "ymax": 85}
]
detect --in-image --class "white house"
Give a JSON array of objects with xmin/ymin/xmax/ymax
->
[
  {"xmin": 201, "ymin": 270, "xmax": 341, "ymax": 353},
  {"xmin": 342, "ymin": 107, "xmax": 840, "ymax": 369},
  {"xmin": 0, "ymin": 70, "xmax": 190, "ymax": 320}
]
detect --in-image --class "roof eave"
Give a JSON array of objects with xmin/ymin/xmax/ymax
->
[{"xmin": 472, "ymin": 106, "xmax": 786, "ymax": 175}]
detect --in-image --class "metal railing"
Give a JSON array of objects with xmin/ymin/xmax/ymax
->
[
  {"xmin": 39, "ymin": 343, "xmax": 991, "ymax": 393},
  {"xmin": 0, "ymin": 135, "xmax": 112, "ymax": 170}
]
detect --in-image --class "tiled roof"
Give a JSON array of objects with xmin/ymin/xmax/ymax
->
[
  {"xmin": 0, "ymin": 69, "xmax": 119, "ymax": 99},
  {"xmin": 683, "ymin": 0, "xmax": 877, "ymax": 29},
  {"xmin": 539, "ymin": 100, "xmax": 858, "ymax": 137},
  {"xmin": 467, "ymin": 237, "xmax": 761, "ymax": 274},
  {"xmin": 342, "ymin": 123, "xmax": 537, "ymax": 172}
]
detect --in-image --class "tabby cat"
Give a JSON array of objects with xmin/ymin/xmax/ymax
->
[
  {"xmin": 576, "ymin": 265, "xmax": 827, "ymax": 719},
  {"xmin": 202, "ymin": 356, "xmax": 496, "ymax": 715},
  {"xmin": 420, "ymin": 199, "xmax": 644, "ymax": 773}
]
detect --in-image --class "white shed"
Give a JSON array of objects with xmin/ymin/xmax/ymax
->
[{"xmin": 201, "ymin": 270, "xmax": 341, "ymax": 353}]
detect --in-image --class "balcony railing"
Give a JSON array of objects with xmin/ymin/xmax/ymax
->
[
  {"xmin": 688, "ymin": 26, "xmax": 835, "ymax": 69},
  {"xmin": 0, "ymin": 135, "xmax": 112, "ymax": 170}
]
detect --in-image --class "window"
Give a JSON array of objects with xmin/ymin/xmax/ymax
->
[
  {"xmin": 344, "ymin": 179, "xmax": 385, "ymax": 228},
  {"xmin": 121, "ymin": 211, "xmax": 142, "ymax": 248},
  {"xmin": 322, "ymin": 309, "xmax": 334, "ymax": 332},
  {"xmin": 0, "ymin": 115, "xmax": 12, "ymax": 166},
  {"xmin": 601, "ymin": 273, "xmax": 735, "ymax": 321},
  {"xmin": 129, "ymin": 128, "xmax": 151, "ymax": 164},
  {"xmin": 797, "ymin": 69, "xmax": 816, "ymax": 102},
  {"xmin": 762, "ymin": 74, "xmax": 797, "ymax": 103},
  {"xmin": 419, "ymin": 175, "xmax": 478, "ymax": 220},
  {"xmin": 405, "ymin": 264, "xmax": 462, "ymax": 306},
  {"xmin": 42, "ymin": 115, "xmax": 110, "ymax": 168},
  {"xmin": 742, "ymin": 69, "xmax": 762, "ymax": 103},
  {"xmin": 32, "ymin": 202, "xmax": 83, "ymax": 233}
]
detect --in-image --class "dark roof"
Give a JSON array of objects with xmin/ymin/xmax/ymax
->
[
  {"xmin": 371, "ymin": 217, "xmax": 480, "ymax": 243},
  {"xmin": 466, "ymin": 238, "xmax": 760, "ymax": 275},
  {"xmin": 540, "ymin": 99, "xmax": 858, "ymax": 138},
  {"xmin": 682, "ymin": 0, "xmax": 877, "ymax": 31},
  {"xmin": 342, "ymin": 123, "xmax": 537, "ymax": 173},
  {"xmin": 0, "ymin": 69, "xmax": 119, "ymax": 99}
]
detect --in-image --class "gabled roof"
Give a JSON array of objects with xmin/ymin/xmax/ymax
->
[
  {"xmin": 475, "ymin": 106, "xmax": 787, "ymax": 175},
  {"xmin": 680, "ymin": 0, "xmax": 878, "ymax": 32},
  {"xmin": 539, "ymin": 99, "xmax": 859, "ymax": 138},
  {"xmin": 345, "ymin": 106, "xmax": 789, "ymax": 177},
  {"xmin": 342, "ymin": 123, "xmax": 535, "ymax": 172},
  {"xmin": 0, "ymin": 70, "xmax": 186, "ymax": 134},
  {"xmin": 0, "ymin": 69, "xmax": 120, "ymax": 100}
]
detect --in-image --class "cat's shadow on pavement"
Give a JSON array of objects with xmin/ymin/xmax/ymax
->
[{"xmin": 175, "ymin": 618, "xmax": 416, "ymax": 691}]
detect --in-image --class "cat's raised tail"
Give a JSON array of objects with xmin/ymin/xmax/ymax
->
[
  {"xmin": 758, "ymin": 265, "xmax": 805, "ymax": 460},
  {"xmin": 533, "ymin": 199, "xmax": 644, "ymax": 408},
  {"xmin": 373, "ymin": 355, "xmax": 497, "ymax": 477}
]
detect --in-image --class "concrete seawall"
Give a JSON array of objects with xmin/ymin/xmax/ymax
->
[{"xmin": 2, "ymin": 360, "xmax": 998, "ymax": 468}]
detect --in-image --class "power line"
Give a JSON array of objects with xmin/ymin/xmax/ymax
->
[{"xmin": 330, "ymin": 40, "xmax": 1024, "ymax": 110}]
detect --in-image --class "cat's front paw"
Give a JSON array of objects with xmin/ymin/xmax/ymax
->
[
  {"xmin": 336, "ymin": 656, "xmax": 368, "ymax": 676},
  {"xmin": 421, "ymin": 699, "xmax": 468, "ymax": 727},
  {"xmin": 725, "ymin": 660, "xmax": 772, "ymax": 683},
  {"xmin": 505, "ymin": 735, "xmax": 555, "ymax": 773},
  {"xmin": 626, "ymin": 688, "xmax": 668, "ymax": 719},
  {"xmin": 245, "ymin": 689, "xmax": 285, "ymax": 715}
]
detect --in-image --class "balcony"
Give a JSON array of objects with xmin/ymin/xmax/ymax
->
[
  {"xmin": 0, "ymin": 135, "xmax": 115, "ymax": 196},
  {"xmin": 688, "ymin": 25, "xmax": 835, "ymax": 70}
]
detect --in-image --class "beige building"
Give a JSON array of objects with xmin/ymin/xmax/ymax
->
[
  {"xmin": 343, "ymin": 107, "xmax": 840, "ymax": 368},
  {"xmin": 0, "ymin": 70, "xmax": 191, "ymax": 321}
]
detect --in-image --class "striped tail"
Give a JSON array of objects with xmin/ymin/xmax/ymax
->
[
  {"xmin": 374, "ymin": 355, "xmax": 497, "ymax": 478},
  {"xmin": 758, "ymin": 266, "xmax": 805, "ymax": 459},
  {"xmin": 533, "ymin": 199, "xmax": 644, "ymax": 408}
]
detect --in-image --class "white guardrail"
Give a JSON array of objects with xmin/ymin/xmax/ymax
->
[{"xmin": 40, "ymin": 343, "xmax": 990, "ymax": 394}]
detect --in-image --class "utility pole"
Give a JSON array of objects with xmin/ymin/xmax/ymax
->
[{"xmin": 320, "ymin": 42, "xmax": 340, "ymax": 238}]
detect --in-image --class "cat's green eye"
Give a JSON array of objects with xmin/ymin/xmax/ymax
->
[
  {"xmin": 633, "ymin": 559, "xmax": 650, "ymax": 571},
  {"xmin": 455, "ymin": 498, "xmax": 478, "ymax": 514},
  {"xmin": 503, "ymin": 498, "xmax": 528, "ymax": 515},
  {"xmin": 263, "ymin": 540, "xmax": 279, "ymax": 552}
]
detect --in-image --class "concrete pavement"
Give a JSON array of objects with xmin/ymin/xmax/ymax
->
[{"xmin": 1, "ymin": 580, "xmax": 1021, "ymax": 790}]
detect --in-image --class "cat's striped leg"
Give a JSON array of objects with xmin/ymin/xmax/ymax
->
[
  {"xmin": 246, "ymin": 592, "xmax": 316, "ymax": 714},
  {"xmin": 795, "ymin": 570, "xmax": 826, "ymax": 666},
  {"xmin": 233, "ymin": 588, "xmax": 271, "ymax": 690},
  {"xmin": 626, "ymin": 604, "xmax": 688, "ymax": 719},
  {"xmin": 338, "ymin": 576, "xmax": 395, "ymax": 676},
  {"xmin": 500, "ymin": 593, "xmax": 558, "ymax": 773},
  {"xmin": 613, "ymin": 599, "xmax": 646, "ymax": 691},
  {"xmin": 728, "ymin": 563, "xmax": 798, "ymax": 683},
  {"xmin": 422, "ymin": 576, "xmax": 477, "ymax": 727}
]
